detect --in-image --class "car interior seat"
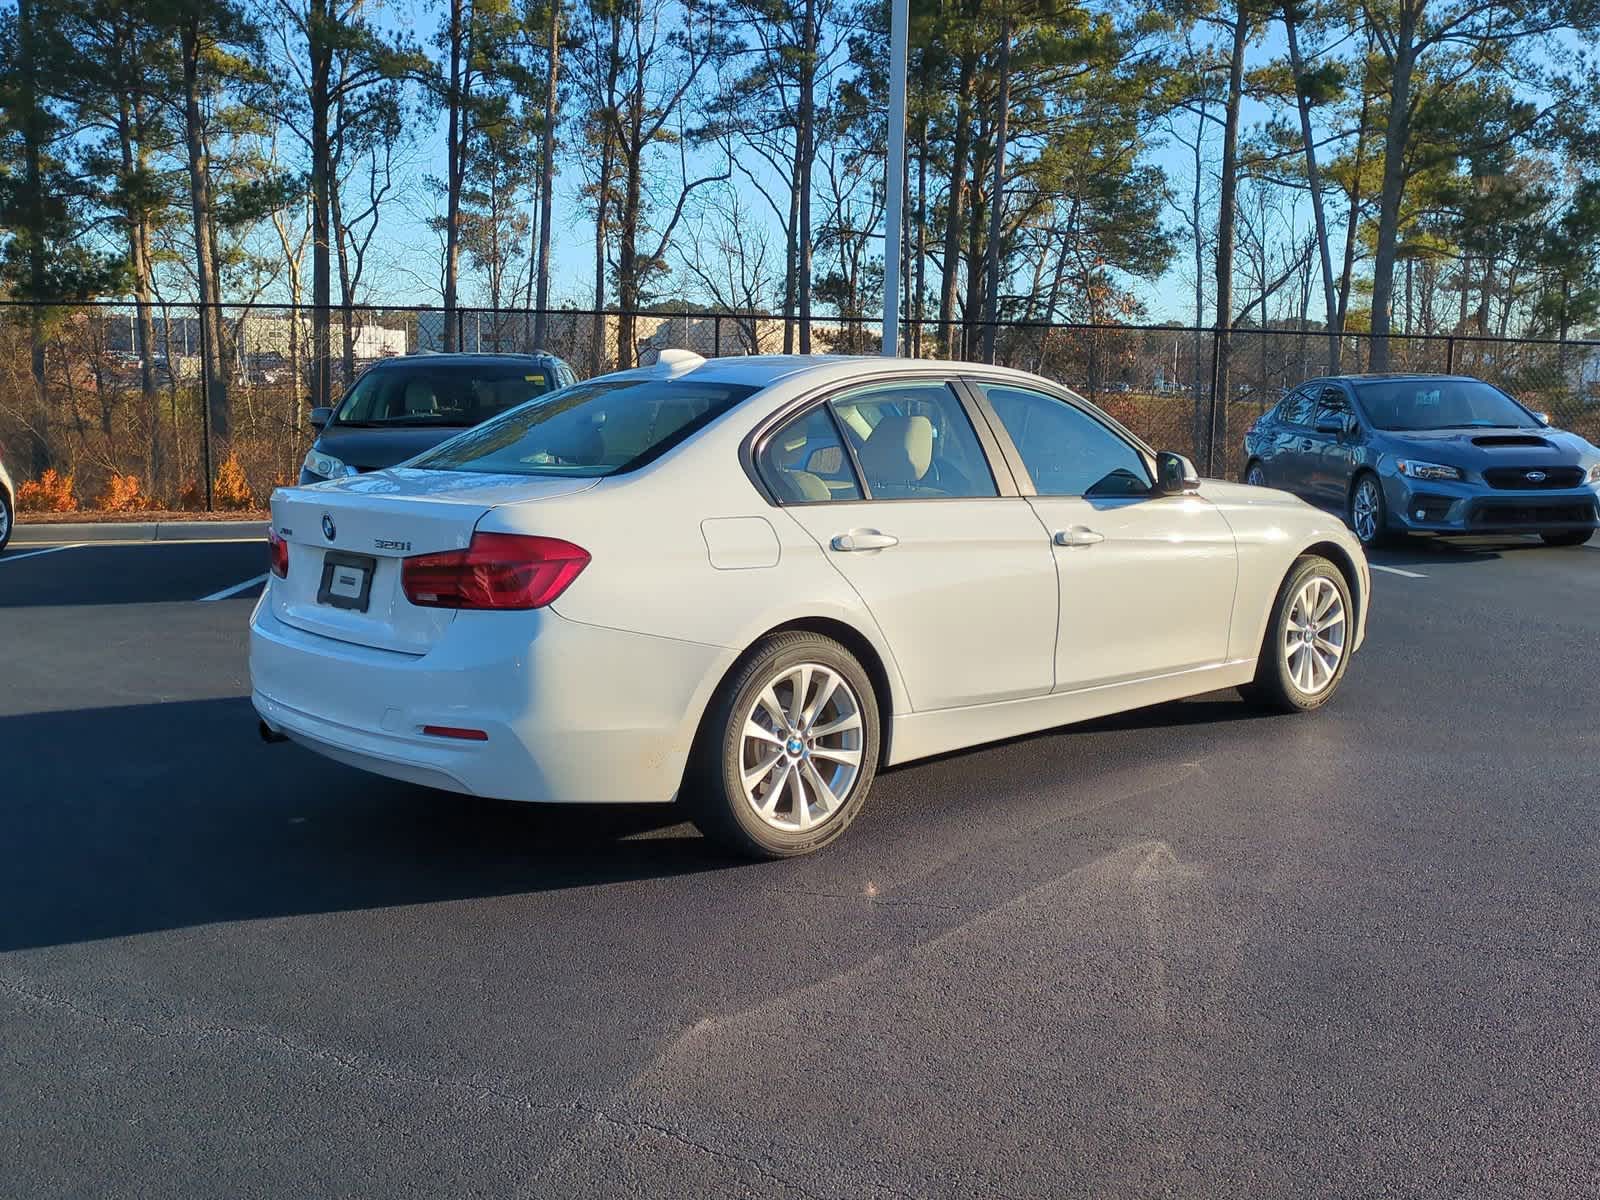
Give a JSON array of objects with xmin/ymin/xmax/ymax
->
[{"xmin": 857, "ymin": 414, "xmax": 935, "ymax": 497}]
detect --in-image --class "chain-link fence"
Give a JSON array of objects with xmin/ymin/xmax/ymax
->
[{"xmin": 3, "ymin": 299, "xmax": 1597, "ymax": 512}]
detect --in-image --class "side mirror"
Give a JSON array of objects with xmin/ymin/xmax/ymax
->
[
  {"xmin": 1313, "ymin": 413, "xmax": 1345, "ymax": 435},
  {"xmin": 1533, "ymin": 411, "xmax": 1551, "ymax": 426},
  {"xmin": 309, "ymin": 406, "xmax": 332, "ymax": 431},
  {"xmin": 1155, "ymin": 451, "xmax": 1201, "ymax": 495}
]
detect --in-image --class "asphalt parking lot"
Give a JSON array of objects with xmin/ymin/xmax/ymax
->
[{"xmin": 3, "ymin": 531, "xmax": 1598, "ymax": 1198}]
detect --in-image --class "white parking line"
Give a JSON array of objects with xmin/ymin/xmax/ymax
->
[
  {"xmin": 199, "ymin": 573, "xmax": 268, "ymax": 602},
  {"xmin": 0, "ymin": 543, "xmax": 84, "ymax": 565},
  {"xmin": 1371, "ymin": 563, "xmax": 1427, "ymax": 579}
]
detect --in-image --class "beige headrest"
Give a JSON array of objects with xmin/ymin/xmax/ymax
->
[{"xmin": 857, "ymin": 414, "xmax": 933, "ymax": 485}]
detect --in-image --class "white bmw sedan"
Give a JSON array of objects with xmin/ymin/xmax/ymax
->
[{"xmin": 252, "ymin": 354, "xmax": 1369, "ymax": 857}]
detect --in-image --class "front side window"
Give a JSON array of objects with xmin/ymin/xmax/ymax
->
[
  {"xmin": 333, "ymin": 363, "xmax": 562, "ymax": 428},
  {"xmin": 978, "ymin": 383, "xmax": 1152, "ymax": 498},
  {"xmin": 758, "ymin": 406, "xmax": 863, "ymax": 503},
  {"xmin": 413, "ymin": 378, "xmax": 757, "ymax": 477},
  {"xmin": 1354, "ymin": 378, "xmax": 1538, "ymax": 431},
  {"xmin": 828, "ymin": 382, "xmax": 997, "ymax": 499},
  {"xmin": 1315, "ymin": 386, "xmax": 1351, "ymax": 427}
]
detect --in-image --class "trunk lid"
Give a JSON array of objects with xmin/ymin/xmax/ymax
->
[{"xmin": 268, "ymin": 468, "xmax": 597, "ymax": 653}]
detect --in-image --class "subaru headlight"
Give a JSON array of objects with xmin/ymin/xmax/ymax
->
[
  {"xmin": 1396, "ymin": 459, "xmax": 1463, "ymax": 482},
  {"xmin": 1588, "ymin": 463, "xmax": 1600, "ymax": 485},
  {"xmin": 303, "ymin": 448, "xmax": 356, "ymax": 479}
]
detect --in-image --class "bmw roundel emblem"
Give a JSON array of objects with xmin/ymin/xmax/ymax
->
[
  {"xmin": 321, "ymin": 513, "xmax": 337, "ymax": 541},
  {"xmin": 1525, "ymin": 470, "xmax": 1546, "ymax": 483}
]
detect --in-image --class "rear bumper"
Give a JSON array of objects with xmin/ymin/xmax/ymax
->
[
  {"xmin": 1382, "ymin": 476, "xmax": 1600, "ymax": 535},
  {"xmin": 249, "ymin": 596, "xmax": 732, "ymax": 805}
]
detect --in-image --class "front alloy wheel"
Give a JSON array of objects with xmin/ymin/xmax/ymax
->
[
  {"xmin": 1245, "ymin": 462, "xmax": 1267, "ymax": 488},
  {"xmin": 0, "ymin": 488, "xmax": 11, "ymax": 554},
  {"xmin": 690, "ymin": 631, "xmax": 880, "ymax": 858},
  {"xmin": 1349, "ymin": 475, "xmax": 1387, "ymax": 547},
  {"xmin": 1241, "ymin": 554, "xmax": 1354, "ymax": 713}
]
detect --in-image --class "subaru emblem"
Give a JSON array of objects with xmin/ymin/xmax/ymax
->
[
  {"xmin": 321, "ymin": 513, "xmax": 337, "ymax": 541},
  {"xmin": 1525, "ymin": 470, "xmax": 1546, "ymax": 483}
]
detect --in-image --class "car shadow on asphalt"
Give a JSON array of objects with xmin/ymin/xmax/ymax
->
[
  {"xmin": 1368, "ymin": 533, "xmax": 1588, "ymax": 569},
  {"xmin": 0, "ymin": 696, "xmax": 734, "ymax": 952}
]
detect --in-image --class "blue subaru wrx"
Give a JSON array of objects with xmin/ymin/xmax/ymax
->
[{"xmin": 1242, "ymin": 374, "xmax": 1600, "ymax": 549}]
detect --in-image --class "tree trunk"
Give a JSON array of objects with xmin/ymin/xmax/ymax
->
[
  {"xmin": 963, "ymin": 127, "xmax": 989, "ymax": 358},
  {"xmin": 181, "ymin": 17, "xmax": 229, "ymax": 444},
  {"xmin": 979, "ymin": 14, "xmax": 1012, "ymax": 364},
  {"xmin": 615, "ymin": 80, "xmax": 645, "ymax": 370},
  {"xmin": 1283, "ymin": 3, "xmax": 1340, "ymax": 375},
  {"xmin": 782, "ymin": 146, "xmax": 800, "ymax": 353},
  {"xmin": 16, "ymin": 0, "xmax": 51, "ymax": 474},
  {"xmin": 118, "ymin": 82, "xmax": 162, "ymax": 492},
  {"xmin": 1212, "ymin": 7, "xmax": 1249, "ymax": 467},
  {"xmin": 532, "ymin": 0, "xmax": 560, "ymax": 349},
  {"xmin": 939, "ymin": 49, "xmax": 976, "ymax": 357},
  {"xmin": 1368, "ymin": 5, "xmax": 1417, "ymax": 373},
  {"xmin": 442, "ymin": 0, "xmax": 466, "ymax": 351},
  {"xmin": 331, "ymin": 181, "xmax": 356, "ymax": 385},
  {"xmin": 796, "ymin": 0, "xmax": 816, "ymax": 354},
  {"xmin": 308, "ymin": 0, "xmax": 334, "ymax": 405},
  {"xmin": 913, "ymin": 113, "xmax": 928, "ymax": 357}
]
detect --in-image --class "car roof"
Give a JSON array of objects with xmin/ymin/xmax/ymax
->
[
  {"xmin": 1321, "ymin": 373, "xmax": 1482, "ymax": 385},
  {"xmin": 675, "ymin": 353, "xmax": 1062, "ymax": 390},
  {"xmin": 370, "ymin": 351, "xmax": 569, "ymax": 370}
]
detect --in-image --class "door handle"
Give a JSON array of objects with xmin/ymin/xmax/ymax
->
[
  {"xmin": 1053, "ymin": 526, "xmax": 1104, "ymax": 548},
  {"xmin": 831, "ymin": 530, "xmax": 899, "ymax": 552}
]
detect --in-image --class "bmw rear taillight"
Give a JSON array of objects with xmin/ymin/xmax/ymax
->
[
  {"xmin": 401, "ymin": 533, "xmax": 590, "ymax": 610},
  {"xmin": 268, "ymin": 528, "xmax": 289, "ymax": 578}
]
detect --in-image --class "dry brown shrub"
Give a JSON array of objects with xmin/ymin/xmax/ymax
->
[{"xmin": 16, "ymin": 468, "xmax": 79, "ymax": 512}]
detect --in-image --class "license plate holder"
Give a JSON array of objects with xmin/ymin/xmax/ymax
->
[{"xmin": 318, "ymin": 551, "xmax": 376, "ymax": 612}]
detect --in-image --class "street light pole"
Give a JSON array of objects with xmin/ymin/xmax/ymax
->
[{"xmin": 880, "ymin": 0, "xmax": 909, "ymax": 357}]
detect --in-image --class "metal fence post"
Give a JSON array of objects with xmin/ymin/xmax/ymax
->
[
  {"xmin": 1446, "ymin": 336, "xmax": 1456, "ymax": 374},
  {"xmin": 713, "ymin": 315, "xmax": 721, "ymax": 357}
]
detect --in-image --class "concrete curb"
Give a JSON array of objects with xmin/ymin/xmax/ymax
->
[{"xmin": 12, "ymin": 520, "xmax": 268, "ymax": 545}]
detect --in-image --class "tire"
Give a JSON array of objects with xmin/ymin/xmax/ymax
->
[
  {"xmin": 1244, "ymin": 461, "xmax": 1267, "ymax": 487},
  {"xmin": 0, "ymin": 486, "xmax": 11, "ymax": 555},
  {"xmin": 1540, "ymin": 530, "xmax": 1593, "ymax": 547},
  {"xmin": 686, "ymin": 631, "xmax": 880, "ymax": 859},
  {"xmin": 1348, "ymin": 472, "xmax": 1390, "ymax": 549},
  {"xmin": 1239, "ymin": 555, "xmax": 1354, "ymax": 714}
]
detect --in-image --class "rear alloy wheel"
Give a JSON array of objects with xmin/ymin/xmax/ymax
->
[
  {"xmin": 0, "ymin": 487, "xmax": 11, "ymax": 554},
  {"xmin": 688, "ymin": 631, "xmax": 880, "ymax": 859},
  {"xmin": 1245, "ymin": 461, "xmax": 1267, "ymax": 488},
  {"xmin": 1241, "ymin": 555, "xmax": 1353, "ymax": 713},
  {"xmin": 1349, "ymin": 474, "xmax": 1388, "ymax": 548},
  {"xmin": 1541, "ymin": 530, "xmax": 1593, "ymax": 547}
]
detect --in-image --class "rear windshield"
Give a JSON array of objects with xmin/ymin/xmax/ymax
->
[
  {"xmin": 333, "ymin": 362, "xmax": 560, "ymax": 428},
  {"xmin": 1355, "ymin": 379, "xmax": 1537, "ymax": 431},
  {"xmin": 411, "ymin": 377, "xmax": 758, "ymax": 477}
]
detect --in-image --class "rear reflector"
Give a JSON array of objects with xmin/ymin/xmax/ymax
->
[
  {"xmin": 422, "ymin": 725, "xmax": 489, "ymax": 741},
  {"xmin": 401, "ymin": 532, "xmax": 589, "ymax": 610},
  {"xmin": 268, "ymin": 528, "xmax": 289, "ymax": 578}
]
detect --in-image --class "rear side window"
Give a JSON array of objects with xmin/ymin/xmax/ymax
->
[
  {"xmin": 828, "ymin": 382, "xmax": 997, "ymax": 499},
  {"xmin": 1276, "ymin": 388, "xmax": 1314, "ymax": 426},
  {"xmin": 334, "ymin": 364, "xmax": 561, "ymax": 427},
  {"xmin": 412, "ymin": 378, "xmax": 757, "ymax": 477},
  {"xmin": 758, "ymin": 406, "xmax": 863, "ymax": 503}
]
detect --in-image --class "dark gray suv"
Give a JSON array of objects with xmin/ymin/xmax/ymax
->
[
  {"xmin": 1242, "ymin": 374, "xmax": 1600, "ymax": 548},
  {"xmin": 300, "ymin": 352, "xmax": 578, "ymax": 485}
]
